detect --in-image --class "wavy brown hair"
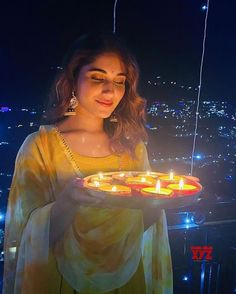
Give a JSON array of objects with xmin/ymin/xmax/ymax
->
[{"xmin": 43, "ymin": 33, "xmax": 148, "ymax": 157}]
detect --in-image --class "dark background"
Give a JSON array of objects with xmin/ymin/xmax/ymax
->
[{"xmin": 0, "ymin": 0, "xmax": 236, "ymax": 107}]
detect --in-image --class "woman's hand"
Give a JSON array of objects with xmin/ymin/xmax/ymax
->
[{"xmin": 57, "ymin": 177, "xmax": 105, "ymax": 207}]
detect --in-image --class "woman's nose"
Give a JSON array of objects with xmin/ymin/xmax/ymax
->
[{"xmin": 102, "ymin": 79, "xmax": 115, "ymax": 93}]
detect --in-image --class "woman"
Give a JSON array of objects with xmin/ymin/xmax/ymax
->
[{"xmin": 3, "ymin": 33, "xmax": 173, "ymax": 294}]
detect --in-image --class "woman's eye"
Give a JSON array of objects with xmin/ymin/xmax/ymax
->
[
  {"xmin": 114, "ymin": 80, "xmax": 125, "ymax": 86},
  {"xmin": 90, "ymin": 76, "xmax": 125, "ymax": 86},
  {"xmin": 91, "ymin": 76, "xmax": 105, "ymax": 81}
]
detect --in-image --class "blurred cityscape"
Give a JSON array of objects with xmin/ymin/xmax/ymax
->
[
  {"xmin": 144, "ymin": 76, "xmax": 236, "ymax": 203},
  {"xmin": 0, "ymin": 78, "xmax": 236, "ymax": 292}
]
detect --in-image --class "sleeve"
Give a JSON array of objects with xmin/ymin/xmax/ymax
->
[{"xmin": 3, "ymin": 133, "xmax": 55, "ymax": 293}]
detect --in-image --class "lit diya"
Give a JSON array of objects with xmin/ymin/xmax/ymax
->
[
  {"xmin": 98, "ymin": 185, "xmax": 131, "ymax": 196},
  {"xmin": 112, "ymin": 171, "xmax": 136, "ymax": 182},
  {"xmin": 138, "ymin": 171, "xmax": 163, "ymax": 178},
  {"xmin": 90, "ymin": 172, "xmax": 112, "ymax": 183},
  {"xmin": 184, "ymin": 175, "xmax": 200, "ymax": 182},
  {"xmin": 167, "ymin": 178, "xmax": 198, "ymax": 195},
  {"xmin": 124, "ymin": 176, "xmax": 156, "ymax": 191},
  {"xmin": 86, "ymin": 180, "xmax": 111, "ymax": 190},
  {"xmin": 112, "ymin": 172, "xmax": 131, "ymax": 181},
  {"xmin": 141, "ymin": 180, "xmax": 173, "ymax": 197},
  {"xmin": 159, "ymin": 171, "xmax": 182, "ymax": 183},
  {"xmin": 125, "ymin": 176, "xmax": 156, "ymax": 184}
]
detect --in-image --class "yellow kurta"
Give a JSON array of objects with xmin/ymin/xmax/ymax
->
[{"xmin": 3, "ymin": 125, "xmax": 173, "ymax": 294}]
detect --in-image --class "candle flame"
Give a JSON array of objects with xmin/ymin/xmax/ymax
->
[
  {"xmin": 155, "ymin": 180, "xmax": 161, "ymax": 193},
  {"xmin": 169, "ymin": 171, "xmax": 174, "ymax": 180},
  {"xmin": 146, "ymin": 171, "xmax": 151, "ymax": 176},
  {"xmin": 98, "ymin": 172, "xmax": 104, "ymax": 179},
  {"xmin": 111, "ymin": 186, "xmax": 117, "ymax": 192},
  {"xmin": 179, "ymin": 178, "xmax": 184, "ymax": 189},
  {"xmin": 141, "ymin": 177, "xmax": 146, "ymax": 182},
  {"xmin": 119, "ymin": 173, "xmax": 125, "ymax": 177},
  {"xmin": 93, "ymin": 181, "xmax": 100, "ymax": 187}
]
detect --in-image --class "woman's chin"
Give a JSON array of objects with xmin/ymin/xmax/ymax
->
[{"xmin": 97, "ymin": 112, "xmax": 113, "ymax": 119}]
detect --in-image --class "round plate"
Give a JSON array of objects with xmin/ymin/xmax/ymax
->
[{"xmin": 83, "ymin": 171, "xmax": 203, "ymax": 209}]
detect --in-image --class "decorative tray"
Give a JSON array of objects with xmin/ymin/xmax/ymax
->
[{"xmin": 83, "ymin": 171, "xmax": 203, "ymax": 209}]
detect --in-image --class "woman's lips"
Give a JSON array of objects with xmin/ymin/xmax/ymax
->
[{"xmin": 96, "ymin": 100, "xmax": 113, "ymax": 107}]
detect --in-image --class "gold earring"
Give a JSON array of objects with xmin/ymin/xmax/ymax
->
[{"xmin": 64, "ymin": 91, "xmax": 78, "ymax": 116}]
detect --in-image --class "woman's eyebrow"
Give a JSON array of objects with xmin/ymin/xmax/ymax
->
[{"xmin": 87, "ymin": 68, "xmax": 126, "ymax": 76}]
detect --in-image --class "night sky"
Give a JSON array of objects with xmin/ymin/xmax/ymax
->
[{"xmin": 1, "ymin": 0, "xmax": 236, "ymax": 106}]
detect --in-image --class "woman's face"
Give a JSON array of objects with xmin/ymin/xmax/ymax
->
[{"xmin": 75, "ymin": 52, "xmax": 126, "ymax": 119}]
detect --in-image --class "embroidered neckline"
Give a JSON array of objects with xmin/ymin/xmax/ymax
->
[
  {"xmin": 52, "ymin": 125, "xmax": 123, "ymax": 177},
  {"xmin": 53, "ymin": 126, "xmax": 84, "ymax": 178}
]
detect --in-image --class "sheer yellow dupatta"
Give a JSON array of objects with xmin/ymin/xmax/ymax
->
[
  {"xmin": 3, "ymin": 127, "xmax": 57, "ymax": 293},
  {"xmin": 3, "ymin": 125, "xmax": 173, "ymax": 293}
]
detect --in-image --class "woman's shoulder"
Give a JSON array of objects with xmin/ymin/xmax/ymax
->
[{"xmin": 19, "ymin": 124, "xmax": 56, "ymax": 154}]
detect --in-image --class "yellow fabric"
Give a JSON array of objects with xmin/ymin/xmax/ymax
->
[
  {"xmin": 3, "ymin": 125, "xmax": 173, "ymax": 294},
  {"xmin": 59, "ymin": 258, "xmax": 146, "ymax": 294}
]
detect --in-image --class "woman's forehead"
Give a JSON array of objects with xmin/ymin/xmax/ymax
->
[{"xmin": 86, "ymin": 52, "xmax": 126, "ymax": 74}]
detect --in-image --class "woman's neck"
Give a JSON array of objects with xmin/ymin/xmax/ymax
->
[{"xmin": 57, "ymin": 113, "xmax": 104, "ymax": 134}]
